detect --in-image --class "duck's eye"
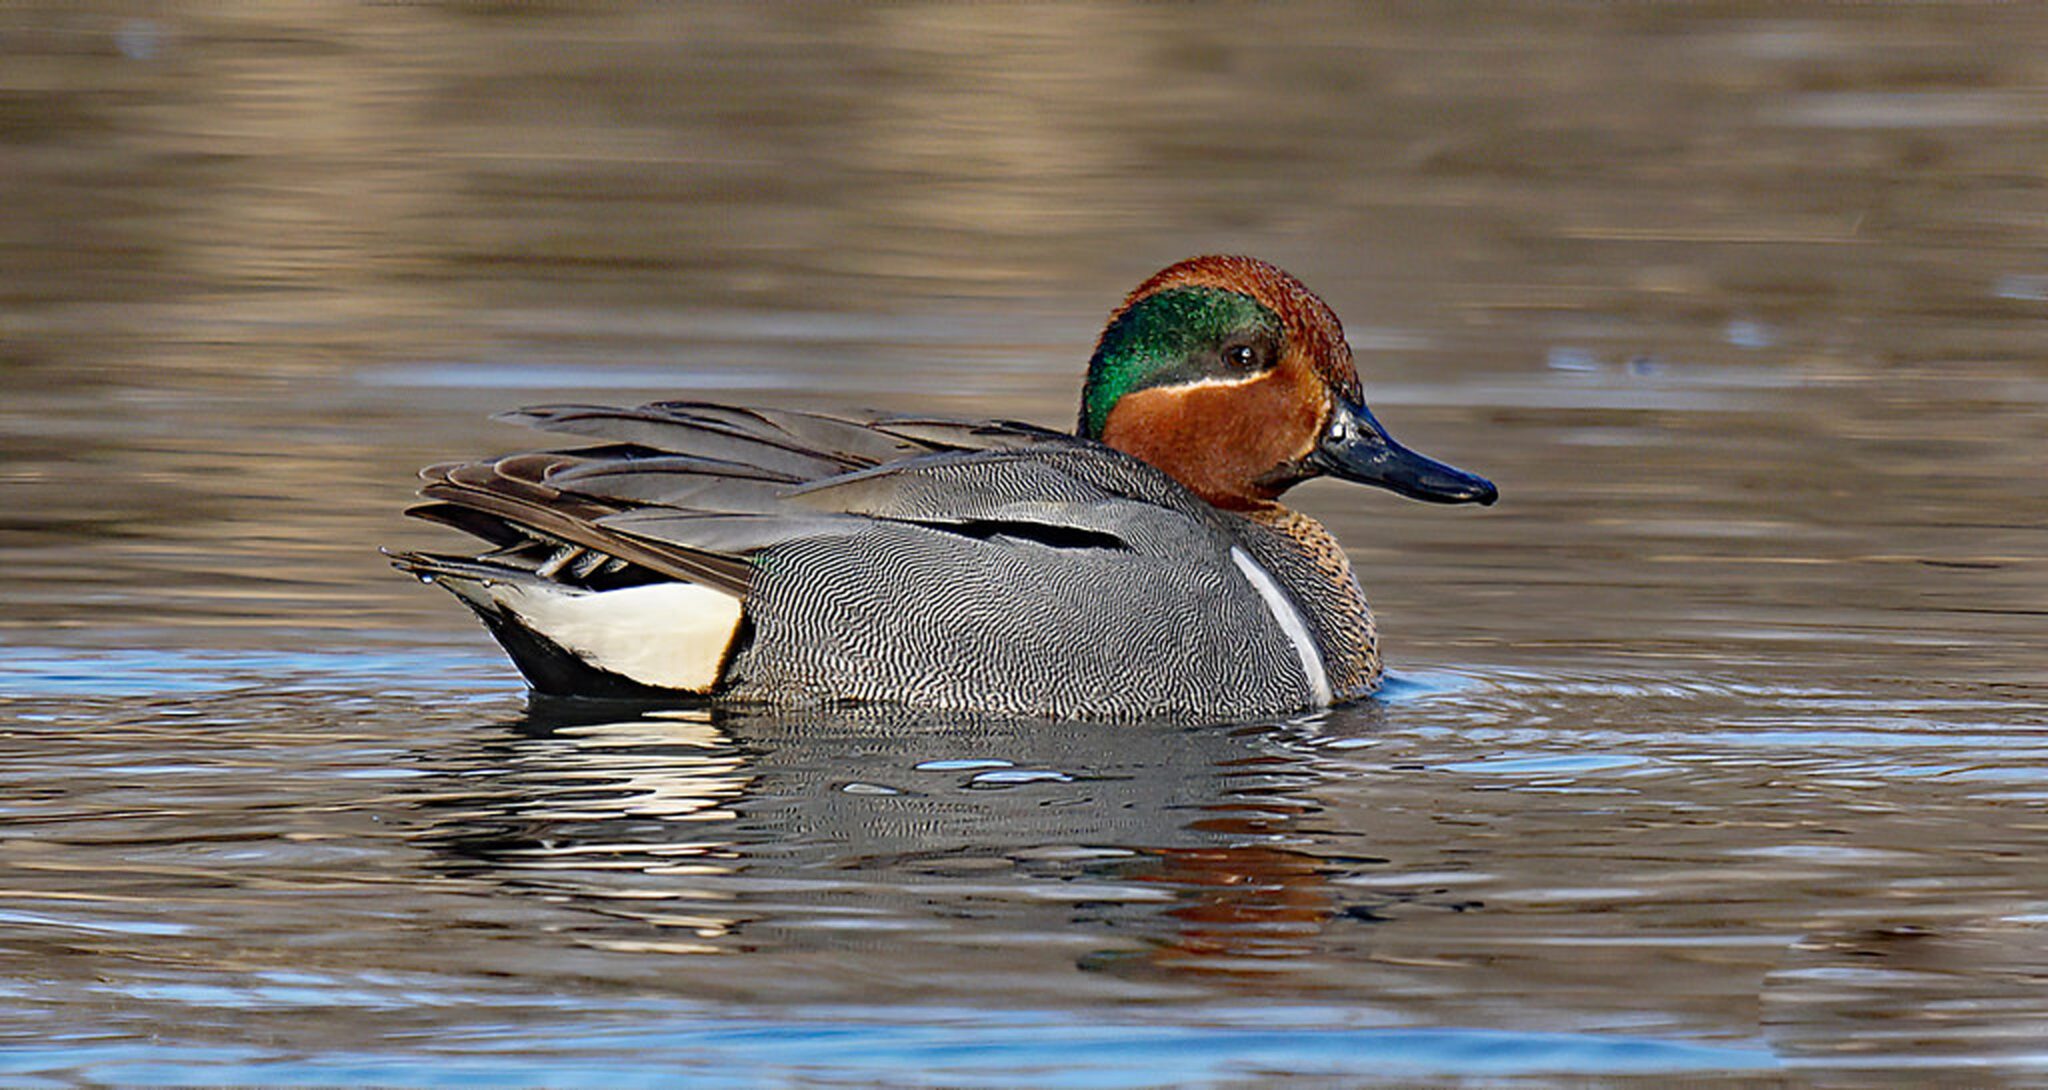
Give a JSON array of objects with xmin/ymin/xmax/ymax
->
[{"xmin": 1224, "ymin": 344, "xmax": 1259, "ymax": 370}]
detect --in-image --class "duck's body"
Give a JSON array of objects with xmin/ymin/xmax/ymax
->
[{"xmin": 395, "ymin": 257, "xmax": 1495, "ymax": 718}]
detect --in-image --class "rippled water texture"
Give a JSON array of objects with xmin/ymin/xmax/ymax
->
[{"xmin": 3, "ymin": 5, "xmax": 2046, "ymax": 1086}]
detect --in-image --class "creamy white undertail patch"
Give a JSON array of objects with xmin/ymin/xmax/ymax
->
[{"xmin": 486, "ymin": 581, "xmax": 744, "ymax": 692}]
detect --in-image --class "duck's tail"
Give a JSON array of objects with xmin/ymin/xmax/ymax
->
[{"xmin": 388, "ymin": 549, "xmax": 745, "ymax": 699}]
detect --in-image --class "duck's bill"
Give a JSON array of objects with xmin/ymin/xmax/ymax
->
[{"xmin": 1309, "ymin": 395, "xmax": 1498, "ymax": 505}]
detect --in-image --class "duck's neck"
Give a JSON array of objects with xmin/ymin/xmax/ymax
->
[{"xmin": 1241, "ymin": 503, "xmax": 1381, "ymax": 699}]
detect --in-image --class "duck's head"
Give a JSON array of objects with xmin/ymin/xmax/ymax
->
[{"xmin": 1080, "ymin": 255, "xmax": 1498, "ymax": 512}]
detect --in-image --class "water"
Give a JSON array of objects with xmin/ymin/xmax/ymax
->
[{"xmin": 4, "ymin": 5, "xmax": 2046, "ymax": 1085}]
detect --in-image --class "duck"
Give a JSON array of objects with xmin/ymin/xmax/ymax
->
[{"xmin": 392, "ymin": 256, "xmax": 1497, "ymax": 719}]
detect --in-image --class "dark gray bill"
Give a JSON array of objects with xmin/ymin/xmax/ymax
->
[{"xmin": 1308, "ymin": 394, "xmax": 1498, "ymax": 505}]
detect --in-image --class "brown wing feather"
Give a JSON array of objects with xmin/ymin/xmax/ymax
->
[{"xmin": 418, "ymin": 456, "xmax": 754, "ymax": 595}]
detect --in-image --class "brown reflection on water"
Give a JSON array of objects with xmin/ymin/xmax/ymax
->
[
  {"xmin": 1120, "ymin": 755, "xmax": 1346, "ymax": 975},
  {"xmin": 1132, "ymin": 844, "xmax": 1340, "ymax": 974}
]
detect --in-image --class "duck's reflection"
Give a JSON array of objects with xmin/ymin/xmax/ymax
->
[{"xmin": 417, "ymin": 697, "xmax": 1389, "ymax": 985}]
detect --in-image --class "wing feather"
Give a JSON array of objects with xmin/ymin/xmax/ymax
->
[{"xmin": 405, "ymin": 401, "xmax": 1204, "ymax": 601}]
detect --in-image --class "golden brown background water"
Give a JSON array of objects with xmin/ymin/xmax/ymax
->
[{"xmin": 3, "ymin": 4, "xmax": 2046, "ymax": 1085}]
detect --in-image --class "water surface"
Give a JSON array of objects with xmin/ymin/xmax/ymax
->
[{"xmin": 3, "ymin": 4, "xmax": 2046, "ymax": 1085}]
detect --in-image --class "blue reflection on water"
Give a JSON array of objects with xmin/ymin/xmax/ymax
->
[
  {"xmin": 1374, "ymin": 670, "xmax": 1477, "ymax": 703},
  {"xmin": 0, "ymin": 1012, "xmax": 1779, "ymax": 1087},
  {"xmin": 0, "ymin": 646, "xmax": 507, "ymax": 699}
]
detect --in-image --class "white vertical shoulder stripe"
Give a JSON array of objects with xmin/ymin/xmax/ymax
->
[{"xmin": 1229, "ymin": 547, "xmax": 1333, "ymax": 707}]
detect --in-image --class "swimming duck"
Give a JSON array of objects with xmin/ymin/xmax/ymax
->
[{"xmin": 394, "ymin": 256, "xmax": 1496, "ymax": 718}]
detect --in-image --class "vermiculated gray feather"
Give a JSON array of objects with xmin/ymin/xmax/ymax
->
[{"xmin": 397, "ymin": 402, "xmax": 1343, "ymax": 718}]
